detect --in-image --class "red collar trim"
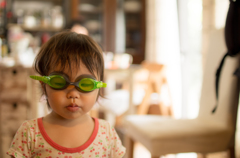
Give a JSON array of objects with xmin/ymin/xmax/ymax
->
[{"xmin": 37, "ymin": 117, "xmax": 99, "ymax": 153}]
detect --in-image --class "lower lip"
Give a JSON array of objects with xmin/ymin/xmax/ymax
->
[{"xmin": 66, "ymin": 106, "xmax": 80, "ymax": 112}]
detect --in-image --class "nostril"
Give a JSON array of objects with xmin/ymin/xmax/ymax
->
[
  {"xmin": 67, "ymin": 91, "xmax": 80, "ymax": 100},
  {"xmin": 68, "ymin": 96, "xmax": 79, "ymax": 103}
]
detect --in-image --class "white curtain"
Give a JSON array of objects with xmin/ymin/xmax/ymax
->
[
  {"xmin": 145, "ymin": 0, "xmax": 182, "ymax": 118},
  {"xmin": 115, "ymin": 0, "xmax": 126, "ymax": 54}
]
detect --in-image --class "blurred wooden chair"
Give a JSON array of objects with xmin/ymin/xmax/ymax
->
[
  {"xmin": 137, "ymin": 61, "xmax": 173, "ymax": 116},
  {"xmin": 123, "ymin": 31, "xmax": 240, "ymax": 158}
]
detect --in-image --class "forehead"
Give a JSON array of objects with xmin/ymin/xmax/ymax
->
[{"xmin": 49, "ymin": 61, "xmax": 98, "ymax": 80}]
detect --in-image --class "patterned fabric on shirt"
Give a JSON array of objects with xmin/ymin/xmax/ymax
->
[{"xmin": 7, "ymin": 117, "xmax": 126, "ymax": 158}]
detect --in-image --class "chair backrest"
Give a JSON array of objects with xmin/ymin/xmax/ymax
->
[{"xmin": 198, "ymin": 29, "xmax": 239, "ymax": 130}]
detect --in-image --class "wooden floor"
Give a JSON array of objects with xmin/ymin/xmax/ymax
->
[{"xmin": 133, "ymin": 142, "xmax": 229, "ymax": 158}]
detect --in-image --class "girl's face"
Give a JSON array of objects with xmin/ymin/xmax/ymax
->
[{"xmin": 45, "ymin": 62, "xmax": 99, "ymax": 120}]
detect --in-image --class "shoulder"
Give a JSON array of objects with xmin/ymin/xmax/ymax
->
[
  {"xmin": 96, "ymin": 118, "xmax": 114, "ymax": 131},
  {"xmin": 6, "ymin": 118, "xmax": 44, "ymax": 158},
  {"xmin": 22, "ymin": 118, "xmax": 39, "ymax": 125},
  {"xmin": 95, "ymin": 118, "xmax": 118, "ymax": 139},
  {"xmin": 15, "ymin": 118, "xmax": 38, "ymax": 129},
  {"xmin": 16, "ymin": 118, "xmax": 41, "ymax": 134},
  {"xmin": 97, "ymin": 118, "xmax": 111, "ymax": 126},
  {"xmin": 95, "ymin": 118, "xmax": 126, "ymax": 157},
  {"xmin": 20, "ymin": 118, "xmax": 40, "ymax": 128}
]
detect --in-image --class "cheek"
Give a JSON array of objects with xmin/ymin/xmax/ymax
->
[
  {"xmin": 80, "ymin": 90, "xmax": 99, "ymax": 109},
  {"xmin": 82, "ymin": 90, "xmax": 99, "ymax": 103},
  {"xmin": 45, "ymin": 87, "xmax": 65, "ymax": 103},
  {"xmin": 45, "ymin": 86, "xmax": 99, "ymax": 106}
]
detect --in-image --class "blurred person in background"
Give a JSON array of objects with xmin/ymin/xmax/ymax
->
[{"xmin": 67, "ymin": 20, "xmax": 88, "ymax": 35}]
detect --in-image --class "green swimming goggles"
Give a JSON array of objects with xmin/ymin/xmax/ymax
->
[{"xmin": 30, "ymin": 73, "xmax": 107, "ymax": 93}]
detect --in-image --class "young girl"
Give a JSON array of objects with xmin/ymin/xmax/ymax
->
[{"xmin": 7, "ymin": 31, "xmax": 126, "ymax": 158}]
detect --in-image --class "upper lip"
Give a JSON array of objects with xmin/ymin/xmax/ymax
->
[{"xmin": 67, "ymin": 103, "xmax": 80, "ymax": 107}]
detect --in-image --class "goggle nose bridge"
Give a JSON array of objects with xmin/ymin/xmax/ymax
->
[{"xmin": 67, "ymin": 81, "xmax": 80, "ymax": 87}]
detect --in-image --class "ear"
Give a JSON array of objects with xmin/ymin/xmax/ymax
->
[
  {"xmin": 39, "ymin": 81, "xmax": 43, "ymax": 87},
  {"xmin": 39, "ymin": 81, "xmax": 48, "ymax": 98},
  {"xmin": 39, "ymin": 81, "xmax": 46, "ymax": 91}
]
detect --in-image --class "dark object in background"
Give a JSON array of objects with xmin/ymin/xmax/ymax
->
[{"xmin": 213, "ymin": 0, "xmax": 240, "ymax": 113}]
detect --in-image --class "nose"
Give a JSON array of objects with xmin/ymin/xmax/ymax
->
[
  {"xmin": 66, "ymin": 85, "xmax": 80, "ymax": 100},
  {"xmin": 67, "ymin": 91, "xmax": 80, "ymax": 101}
]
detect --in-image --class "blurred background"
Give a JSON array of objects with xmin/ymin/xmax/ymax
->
[{"xmin": 0, "ymin": 0, "xmax": 239, "ymax": 158}]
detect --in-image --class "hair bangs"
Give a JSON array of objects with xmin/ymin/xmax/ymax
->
[{"xmin": 34, "ymin": 31, "xmax": 104, "ymax": 81}]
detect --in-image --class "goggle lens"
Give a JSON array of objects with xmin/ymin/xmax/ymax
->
[
  {"xmin": 50, "ymin": 76, "xmax": 66, "ymax": 89},
  {"xmin": 79, "ymin": 78, "xmax": 94, "ymax": 91}
]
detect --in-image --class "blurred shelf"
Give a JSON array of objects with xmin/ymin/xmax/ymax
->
[
  {"xmin": 79, "ymin": 8, "xmax": 103, "ymax": 14},
  {"xmin": 75, "ymin": 0, "xmax": 145, "ymax": 64},
  {"xmin": 80, "ymin": 10, "xmax": 102, "ymax": 15},
  {"xmin": 7, "ymin": 23, "xmax": 63, "ymax": 32},
  {"xmin": 124, "ymin": 11, "xmax": 141, "ymax": 14}
]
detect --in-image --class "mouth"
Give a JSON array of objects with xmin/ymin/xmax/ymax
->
[{"xmin": 66, "ymin": 104, "xmax": 81, "ymax": 112}]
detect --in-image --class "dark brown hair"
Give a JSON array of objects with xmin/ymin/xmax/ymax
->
[{"xmin": 34, "ymin": 31, "xmax": 105, "ymax": 106}]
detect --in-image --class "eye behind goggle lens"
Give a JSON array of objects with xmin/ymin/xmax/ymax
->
[
  {"xmin": 50, "ymin": 76, "xmax": 66, "ymax": 89},
  {"xmin": 79, "ymin": 78, "xmax": 95, "ymax": 91}
]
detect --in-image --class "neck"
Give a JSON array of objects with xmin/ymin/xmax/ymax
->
[{"xmin": 44, "ymin": 112, "xmax": 93, "ymax": 127}]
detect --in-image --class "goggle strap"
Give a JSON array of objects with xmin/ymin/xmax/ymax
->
[
  {"xmin": 30, "ymin": 76, "xmax": 49, "ymax": 84},
  {"xmin": 96, "ymin": 82, "xmax": 107, "ymax": 88}
]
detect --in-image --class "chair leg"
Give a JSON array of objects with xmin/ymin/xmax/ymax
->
[
  {"xmin": 151, "ymin": 156, "xmax": 159, "ymax": 158},
  {"xmin": 124, "ymin": 135, "xmax": 134, "ymax": 158},
  {"xmin": 228, "ymin": 146, "xmax": 235, "ymax": 158}
]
